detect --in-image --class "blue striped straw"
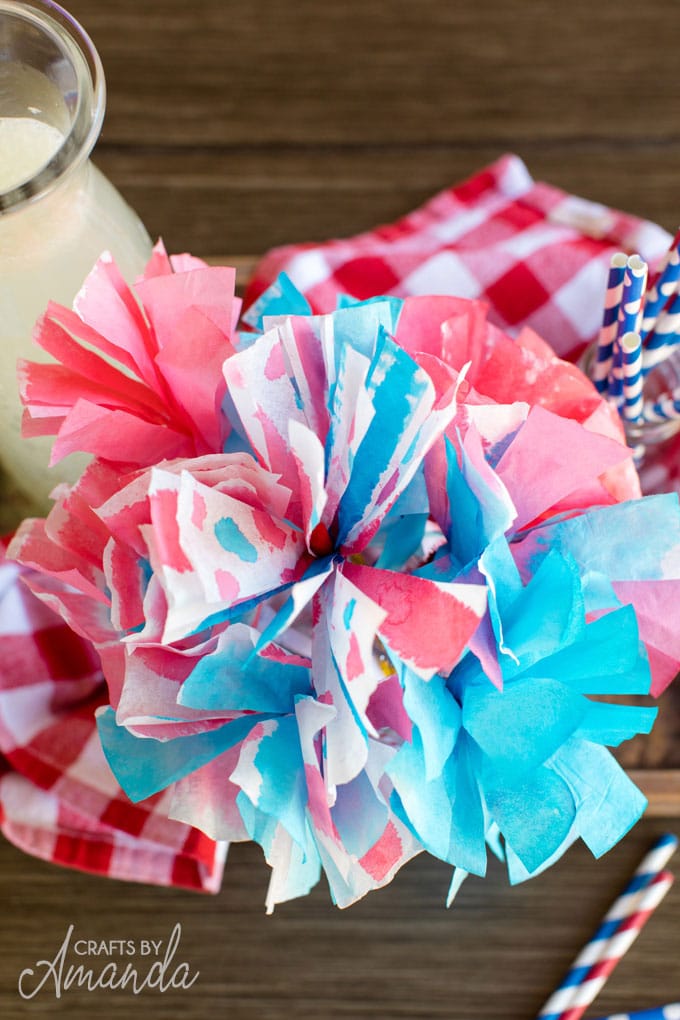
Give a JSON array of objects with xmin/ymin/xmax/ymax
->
[
  {"xmin": 641, "ymin": 228, "xmax": 680, "ymax": 339},
  {"xmin": 609, "ymin": 256, "xmax": 648, "ymax": 401},
  {"xmin": 643, "ymin": 290, "xmax": 680, "ymax": 373},
  {"xmin": 621, "ymin": 332, "xmax": 644, "ymax": 422},
  {"xmin": 593, "ymin": 253, "xmax": 628, "ymax": 394},
  {"xmin": 537, "ymin": 833, "xmax": 678, "ymax": 1020},
  {"xmin": 642, "ymin": 389, "xmax": 680, "ymax": 423},
  {"xmin": 592, "ymin": 1006, "xmax": 680, "ymax": 1020}
]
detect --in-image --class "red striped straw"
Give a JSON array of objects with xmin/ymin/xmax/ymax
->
[{"xmin": 539, "ymin": 869, "xmax": 675, "ymax": 1020}]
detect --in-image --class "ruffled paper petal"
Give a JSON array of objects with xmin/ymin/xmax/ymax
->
[
  {"xmin": 482, "ymin": 547, "xmax": 585, "ymax": 680},
  {"xmin": 465, "ymin": 677, "xmax": 588, "ymax": 783},
  {"xmin": 311, "ymin": 587, "xmax": 369, "ymax": 791},
  {"xmin": 146, "ymin": 465, "xmax": 307, "ymax": 642},
  {"xmin": 484, "ymin": 765, "xmax": 576, "ymax": 875},
  {"xmin": 399, "ymin": 664, "xmax": 461, "ymax": 782},
  {"xmin": 514, "ymin": 493, "xmax": 680, "ymax": 585},
  {"xmin": 96, "ymin": 706, "xmax": 268, "ymax": 803},
  {"xmin": 337, "ymin": 329, "xmax": 459, "ymax": 551},
  {"xmin": 240, "ymin": 272, "xmax": 312, "ymax": 332},
  {"xmin": 167, "ymin": 745, "xmax": 250, "ymax": 843},
  {"xmin": 389, "ymin": 732, "xmax": 487, "ymax": 875},
  {"xmin": 549, "ymin": 737, "xmax": 648, "ymax": 860},
  {"xmin": 20, "ymin": 251, "xmax": 236, "ymax": 471},
  {"xmin": 577, "ymin": 701, "xmax": 657, "ymax": 746},
  {"xmin": 223, "ymin": 327, "xmax": 308, "ymax": 499},
  {"xmin": 324, "ymin": 569, "xmax": 389, "ymax": 735},
  {"xmin": 231, "ymin": 715, "xmax": 309, "ymax": 852},
  {"xmin": 259, "ymin": 822, "xmax": 322, "ymax": 914},
  {"xmin": 438, "ymin": 430, "xmax": 516, "ymax": 572},
  {"xmin": 341, "ymin": 561, "xmax": 487, "ymax": 679},
  {"xmin": 494, "ymin": 406, "xmax": 630, "ymax": 529},
  {"xmin": 522, "ymin": 604, "xmax": 651, "ymax": 696},
  {"xmin": 178, "ymin": 624, "xmax": 311, "ymax": 713},
  {"xmin": 612, "ymin": 579, "xmax": 680, "ymax": 696}
]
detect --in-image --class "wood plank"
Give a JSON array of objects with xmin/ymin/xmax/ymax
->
[
  {"xmin": 63, "ymin": 0, "xmax": 680, "ymax": 147},
  {"xmin": 0, "ymin": 821, "xmax": 678, "ymax": 1019},
  {"xmin": 633, "ymin": 771, "xmax": 680, "ymax": 817},
  {"xmin": 91, "ymin": 145, "xmax": 680, "ymax": 255}
]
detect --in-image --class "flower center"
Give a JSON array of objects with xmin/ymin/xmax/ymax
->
[{"xmin": 309, "ymin": 522, "xmax": 335, "ymax": 558}]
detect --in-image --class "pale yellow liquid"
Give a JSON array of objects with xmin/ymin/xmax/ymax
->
[
  {"xmin": 0, "ymin": 117, "xmax": 152, "ymax": 510},
  {"xmin": 0, "ymin": 118, "xmax": 64, "ymax": 190}
]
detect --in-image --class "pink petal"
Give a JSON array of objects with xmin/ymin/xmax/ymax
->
[
  {"xmin": 495, "ymin": 406, "xmax": 631, "ymax": 530},
  {"xmin": 341, "ymin": 562, "xmax": 486, "ymax": 677}
]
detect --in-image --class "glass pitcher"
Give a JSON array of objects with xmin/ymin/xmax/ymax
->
[{"xmin": 0, "ymin": 0, "xmax": 152, "ymax": 509}]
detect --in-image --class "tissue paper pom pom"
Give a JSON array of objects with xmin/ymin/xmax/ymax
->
[
  {"xmin": 10, "ymin": 277, "xmax": 680, "ymax": 908},
  {"xmin": 19, "ymin": 241, "xmax": 240, "ymax": 470}
]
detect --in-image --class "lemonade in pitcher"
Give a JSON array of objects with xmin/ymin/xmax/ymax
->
[{"xmin": 0, "ymin": 2, "xmax": 152, "ymax": 508}]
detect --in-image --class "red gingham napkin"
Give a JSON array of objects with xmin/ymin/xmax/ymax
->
[
  {"xmin": 0, "ymin": 153, "xmax": 673, "ymax": 890},
  {"xmin": 0, "ymin": 537, "xmax": 226, "ymax": 891},
  {"xmin": 245, "ymin": 154, "xmax": 671, "ymax": 361}
]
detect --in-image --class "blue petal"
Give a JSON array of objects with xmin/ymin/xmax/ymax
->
[
  {"xmin": 388, "ymin": 730, "xmax": 458, "ymax": 862},
  {"xmin": 496, "ymin": 550, "xmax": 585, "ymax": 677},
  {"xmin": 526, "ymin": 494, "xmax": 680, "ymax": 582},
  {"xmin": 576, "ymin": 702, "xmax": 657, "ymax": 747},
  {"xmin": 96, "ymin": 707, "xmax": 267, "ymax": 802},
  {"xmin": 445, "ymin": 433, "xmax": 515, "ymax": 571},
  {"xmin": 240, "ymin": 272, "xmax": 312, "ymax": 332},
  {"xmin": 376, "ymin": 512, "xmax": 428, "ymax": 571},
  {"xmin": 485, "ymin": 766, "xmax": 576, "ymax": 875},
  {"xmin": 463, "ymin": 677, "xmax": 588, "ymax": 781},
  {"xmin": 335, "ymin": 292, "xmax": 404, "ymax": 332},
  {"xmin": 444, "ymin": 436, "xmax": 485, "ymax": 572},
  {"xmin": 336, "ymin": 328, "xmax": 430, "ymax": 543},
  {"xmin": 550, "ymin": 737, "xmax": 647, "ymax": 858},
  {"xmin": 376, "ymin": 467, "xmax": 429, "ymax": 570},
  {"xmin": 388, "ymin": 732, "xmax": 486, "ymax": 874},
  {"xmin": 331, "ymin": 300, "xmax": 400, "ymax": 362},
  {"xmin": 237, "ymin": 794, "xmax": 322, "ymax": 907},
  {"xmin": 400, "ymin": 663, "xmax": 461, "ymax": 781},
  {"xmin": 245, "ymin": 714, "xmax": 309, "ymax": 850},
  {"xmin": 447, "ymin": 736, "xmax": 487, "ymax": 876},
  {"xmin": 521, "ymin": 604, "xmax": 652, "ymax": 696},
  {"xmin": 179, "ymin": 625, "xmax": 311, "ymax": 713}
]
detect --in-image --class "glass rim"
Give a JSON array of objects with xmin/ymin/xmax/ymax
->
[{"xmin": 0, "ymin": 0, "xmax": 106, "ymax": 214}]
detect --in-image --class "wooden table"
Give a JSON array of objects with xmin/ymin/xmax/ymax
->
[{"xmin": 1, "ymin": 2, "xmax": 679, "ymax": 1017}]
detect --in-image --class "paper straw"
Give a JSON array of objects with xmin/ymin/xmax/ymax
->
[
  {"xmin": 538, "ymin": 833, "xmax": 678, "ymax": 1020},
  {"xmin": 593, "ymin": 252, "xmax": 628, "ymax": 394},
  {"xmin": 540, "ymin": 870, "xmax": 675, "ymax": 1020},
  {"xmin": 609, "ymin": 256, "xmax": 648, "ymax": 396},
  {"xmin": 592, "ymin": 1006, "xmax": 680, "ymax": 1020},
  {"xmin": 641, "ymin": 390, "xmax": 680, "ymax": 423},
  {"xmin": 641, "ymin": 227, "xmax": 680, "ymax": 339},
  {"xmin": 621, "ymin": 332, "xmax": 644, "ymax": 421},
  {"xmin": 643, "ymin": 290, "xmax": 680, "ymax": 372}
]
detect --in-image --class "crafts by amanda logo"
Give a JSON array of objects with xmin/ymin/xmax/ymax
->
[{"xmin": 17, "ymin": 922, "xmax": 199, "ymax": 999}]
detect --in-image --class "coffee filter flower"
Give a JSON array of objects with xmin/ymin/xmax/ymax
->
[
  {"xmin": 7, "ymin": 258, "xmax": 680, "ymax": 908},
  {"xmin": 19, "ymin": 241, "xmax": 239, "ymax": 468}
]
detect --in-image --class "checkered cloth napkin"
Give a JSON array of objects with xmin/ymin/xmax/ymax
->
[
  {"xmin": 0, "ymin": 153, "xmax": 672, "ymax": 890},
  {"xmin": 245, "ymin": 153, "xmax": 671, "ymax": 360},
  {"xmin": 0, "ymin": 537, "xmax": 226, "ymax": 891}
]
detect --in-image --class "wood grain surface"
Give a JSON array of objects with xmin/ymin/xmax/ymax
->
[{"xmin": 2, "ymin": 0, "xmax": 680, "ymax": 1016}]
